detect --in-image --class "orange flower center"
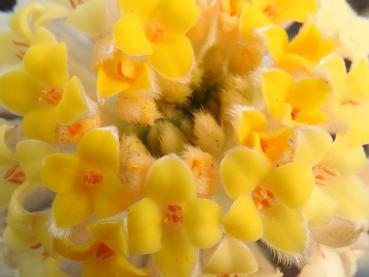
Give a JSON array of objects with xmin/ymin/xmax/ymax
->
[
  {"xmin": 252, "ymin": 186, "xmax": 276, "ymax": 209},
  {"xmin": 263, "ymin": 4, "xmax": 278, "ymax": 17},
  {"xmin": 164, "ymin": 204, "xmax": 183, "ymax": 224},
  {"xmin": 291, "ymin": 107, "xmax": 300, "ymax": 120},
  {"xmin": 313, "ymin": 164, "xmax": 339, "ymax": 186},
  {"xmin": 40, "ymin": 88, "xmax": 63, "ymax": 105},
  {"xmin": 83, "ymin": 169, "xmax": 104, "ymax": 188},
  {"xmin": 146, "ymin": 22, "xmax": 165, "ymax": 43},
  {"xmin": 230, "ymin": 0, "xmax": 246, "ymax": 17},
  {"xmin": 3, "ymin": 164, "xmax": 26, "ymax": 185},
  {"xmin": 96, "ymin": 243, "xmax": 115, "ymax": 260}
]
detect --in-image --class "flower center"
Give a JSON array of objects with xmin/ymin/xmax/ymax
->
[
  {"xmin": 40, "ymin": 88, "xmax": 63, "ymax": 106},
  {"xmin": 96, "ymin": 243, "xmax": 115, "ymax": 260},
  {"xmin": 83, "ymin": 169, "xmax": 104, "ymax": 188},
  {"xmin": 163, "ymin": 204, "xmax": 183, "ymax": 224},
  {"xmin": 146, "ymin": 22, "xmax": 165, "ymax": 44},
  {"xmin": 252, "ymin": 187, "xmax": 276, "ymax": 209},
  {"xmin": 117, "ymin": 59, "xmax": 138, "ymax": 80},
  {"xmin": 291, "ymin": 107, "xmax": 300, "ymax": 120},
  {"xmin": 263, "ymin": 4, "xmax": 278, "ymax": 17},
  {"xmin": 313, "ymin": 164, "xmax": 339, "ymax": 186},
  {"xmin": 230, "ymin": 0, "xmax": 246, "ymax": 16},
  {"xmin": 3, "ymin": 164, "xmax": 26, "ymax": 185}
]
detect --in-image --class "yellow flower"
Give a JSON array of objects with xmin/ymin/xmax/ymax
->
[
  {"xmin": 127, "ymin": 155, "xmax": 222, "ymax": 277},
  {"xmin": 293, "ymin": 126, "xmax": 369, "ymax": 225},
  {"xmin": 0, "ymin": 124, "xmax": 55, "ymax": 206},
  {"xmin": 0, "ymin": 42, "xmax": 88, "ymax": 142},
  {"xmin": 260, "ymin": 23, "xmax": 334, "ymax": 72},
  {"xmin": 262, "ymin": 69, "xmax": 330, "ymax": 125},
  {"xmin": 240, "ymin": 0, "xmax": 317, "ymax": 40},
  {"xmin": 54, "ymin": 221, "xmax": 147, "ymax": 277},
  {"xmin": 97, "ymin": 52, "xmax": 153, "ymax": 97},
  {"xmin": 221, "ymin": 147, "xmax": 314, "ymax": 253},
  {"xmin": 318, "ymin": 54, "xmax": 369, "ymax": 144},
  {"xmin": 41, "ymin": 129, "xmax": 132, "ymax": 227},
  {"xmin": 114, "ymin": 0, "xmax": 200, "ymax": 79},
  {"xmin": 4, "ymin": 183, "xmax": 67, "ymax": 277}
]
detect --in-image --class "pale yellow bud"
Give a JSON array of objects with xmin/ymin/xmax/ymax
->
[
  {"xmin": 182, "ymin": 145, "xmax": 218, "ymax": 197},
  {"xmin": 193, "ymin": 111, "xmax": 225, "ymax": 156},
  {"xmin": 117, "ymin": 95, "xmax": 160, "ymax": 126},
  {"xmin": 157, "ymin": 74, "xmax": 193, "ymax": 104},
  {"xmin": 159, "ymin": 121, "xmax": 188, "ymax": 155},
  {"xmin": 228, "ymin": 43, "xmax": 263, "ymax": 75}
]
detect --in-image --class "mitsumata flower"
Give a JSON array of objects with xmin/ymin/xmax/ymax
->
[
  {"xmin": 0, "ymin": 42, "xmax": 88, "ymax": 142},
  {"xmin": 221, "ymin": 147, "xmax": 314, "ymax": 253},
  {"xmin": 114, "ymin": 0, "xmax": 200, "ymax": 79},
  {"xmin": 1, "ymin": 0, "xmax": 369, "ymax": 276},
  {"xmin": 41, "ymin": 129, "xmax": 132, "ymax": 227},
  {"xmin": 55, "ymin": 221, "xmax": 146, "ymax": 277},
  {"xmin": 127, "ymin": 155, "xmax": 222, "ymax": 277}
]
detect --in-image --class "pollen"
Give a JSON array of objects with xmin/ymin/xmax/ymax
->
[
  {"xmin": 146, "ymin": 22, "xmax": 165, "ymax": 43},
  {"xmin": 291, "ymin": 107, "xmax": 300, "ymax": 120},
  {"xmin": 40, "ymin": 88, "xmax": 63, "ymax": 105},
  {"xmin": 163, "ymin": 204, "xmax": 183, "ymax": 224},
  {"xmin": 263, "ymin": 4, "xmax": 278, "ymax": 17},
  {"xmin": 252, "ymin": 187, "xmax": 276, "ymax": 210},
  {"xmin": 83, "ymin": 169, "xmax": 104, "ymax": 188}
]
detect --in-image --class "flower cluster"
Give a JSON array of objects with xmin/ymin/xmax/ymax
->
[{"xmin": 1, "ymin": 0, "xmax": 369, "ymax": 276}]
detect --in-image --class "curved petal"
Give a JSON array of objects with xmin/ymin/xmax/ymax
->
[
  {"xmin": 53, "ymin": 190, "xmax": 94, "ymax": 227},
  {"xmin": 184, "ymin": 199, "xmax": 222, "ymax": 248},
  {"xmin": 118, "ymin": 0, "xmax": 161, "ymax": 21},
  {"xmin": 54, "ymin": 238, "xmax": 94, "ymax": 261},
  {"xmin": 127, "ymin": 198, "xmax": 162, "ymax": 254},
  {"xmin": 77, "ymin": 129, "xmax": 120, "ymax": 173},
  {"xmin": 41, "ymin": 153, "xmax": 80, "ymax": 193},
  {"xmin": 294, "ymin": 126, "xmax": 332, "ymax": 166},
  {"xmin": 148, "ymin": 35, "xmax": 194, "ymax": 79},
  {"xmin": 323, "ymin": 175, "xmax": 369, "ymax": 220},
  {"xmin": 155, "ymin": 0, "xmax": 200, "ymax": 34},
  {"xmin": 114, "ymin": 13, "xmax": 153, "ymax": 56},
  {"xmin": 265, "ymin": 161, "xmax": 314, "ymax": 208},
  {"xmin": 203, "ymin": 237, "xmax": 258, "ymax": 275},
  {"xmin": 346, "ymin": 58, "xmax": 369, "ymax": 102},
  {"xmin": 56, "ymin": 76, "xmax": 87, "ymax": 125},
  {"xmin": 240, "ymin": 3, "xmax": 271, "ymax": 40},
  {"xmin": 259, "ymin": 25, "xmax": 288, "ymax": 61},
  {"xmin": 15, "ymin": 140, "xmax": 56, "ymax": 185},
  {"xmin": 220, "ymin": 147, "xmax": 271, "ymax": 199},
  {"xmin": 94, "ymin": 173, "xmax": 132, "ymax": 218},
  {"xmin": 22, "ymin": 107, "xmax": 58, "ymax": 142},
  {"xmin": 145, "ymin": 154, "xmax": 196, "ymax": 205},
  {"xmin": 0, "ymin": 70, "xmax": 41, "ymax": 115},
  {"xmin": 154, "ymin": 225, "xmax": 197, "ymax": 277},
  {"xmin": 262, "ymin": 202, "xmax": 307, "ymax": 253},
  {"xmin": 223, "ymin": 195, "xmax": 263, "ymax": 242},
  {"xmin": 97, "ymin": 61, "xmax": 131, "ymax": 97},
  {"xmin": 270, "ymin": 0, "xmax": 317, "ymax": 23},
  {"xmin": 23, "ymin": 43, "xmax": 69, "ymax": 88}
]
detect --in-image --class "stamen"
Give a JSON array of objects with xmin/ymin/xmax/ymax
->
[
  {"xmin": 12, "ymin": 40, "xmax": 30, "ymax": 48},
  {"xmin": 164, "ymin": 204, "xmax": 183, "ymax": 224},
  {"xmin": 68, "ymin": 123, "xmax": 83, "ymax": 136},
  {"xmin": 96, "ymin": 243, "xmax": 115, "ymax": 260},
  {"xmin": 15, "ymin": 51, "xmax": 26, "ymax": 60},
  {"xmin": 313, "ymin": 164, "xmax": 339, "ymax": 186},
  {"xmin": 3, "ymin": 164, "xmax": 26, "ymax": 185},
  {"xmin": 146, "ymin": 22, "xmax": 165, "ymax": 43},
  {"xmin": 40, "ymin": 88, "xmax": 63, "ymax": 105},
  {"xmin": 83, "ymin": 170, "xmax": 103, "ymax": 188},
  {"xmin": 252, "ymin": 187, "xmax": 275, "ymax": 210},
  {"xmin": 263, "ymin": 4, "xmax": 278, "ymax": 17},
  {"xmin": 291, "ymin": 108, "xmax": 300, "ymax": 120},
  {"xmin": 260, "ymin": 139, "xmax": 269, "ymax": 152},
  {"xmin": 30, "ymin": 243, "xmax": 42, "ymax": 249}
]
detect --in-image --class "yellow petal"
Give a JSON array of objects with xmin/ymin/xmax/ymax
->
[
  {"xmin": 127, "ymin": 198, "xmax": 162, "ymax": 254},
  {"xmin": 94, "ymin": 173, "xmax": 132, "ymax": 218},
  {"xmin": 77, "ymin": 129, "xmax": 120, "ymax": 173},
  {"xmin": 22, "ymin": 108, "xmax": 58, "ymax": 142},
  {"xmin": 126, "ymin": 62, "xmax": 153, "ymax": 94},
  {"xmin": 114, "ymin": 13, "xmax": 153, "ymax": 56},
  {"xmin": 88, "ymin": 221, "xmax": 127, "ymax": 256},
  {"xmin": 262, "ymin": 202, "xmax": 306, "ymax": 253},
  {"xmin": 67, "ymin": 0, "xmax": 109, "ymax": 36},
  {"xmin": 322, "ymin": 135, "xmax": 366, "ymax": 175},
  {"xmin": 203, "ymin": 237, "xmax": 258, "ymax": 275},
  {"xmin": 262, "ymin": 69, "xmax": 292, "ymax": 118},
  {"xmin": 344, "ymin": 104, "xmax": 369, "ymax": 145},
  {"xmin": 294, "ymin": 126, "xmax": 332, "ymax": 166},
  {"xmin": 154, "ymin": 225, "xmax": 197, "ymax": 277},
  {"xmin": 302, "ymin": 187, "xmax": 337, "ymax": 226},
  {"xmin": 155, "ymin": 0, "xmax": 200, "ymax": 34},
  {"xmin": 265, "ymin": 162, "xmax": 314, "ymax": 208},
  {"xmin": 323, "ymin": 176, "xmax": 369, "ymax": 220},
  {"xmin": 15, "ymin": 140, "xmax": 55, "ymax": 185},
  {"xmin": 41, "ymin": 153, "xmax": 80, "ymax": 194},
  {"xmin": 184, "ymin": 199, "xmax": 222, "ymax": 248},
  {"xmin": 346, "ymin": 58, "xmax": 369, "ymax": 102},
  {"xmin": 54, "ymin": 238, "xmax": 94, "ymax": 261},
  {"xmin": 220, "ymin": 147, "xmax": 271, "ymax": 198},
  {"xmin": 0, "ymin": 70, "xmax": 41, "ymax": 115},
  {"xmin": 223, "ymin": 195, "xmax": 263, "ymax": 242},
  {"xmin": 118, "ymin": 0, "xmax": 161, "ymax": 21},
  {"xmin": 233, "ymin": 106, "xmax": 267, "ymax": 145},
  {"xmin": 23, "ymin": 43, "xmax": 69, "ymax": 88},
  {"xmin": 268, "ymin": 0, "xmax": 317, "ymax": 23},
  {"xmin": 30, "ymin": 27, "xmax": 57, "ymax": 45},
  {"xmin": 240, "ymin": 3, "xmax": 271, "ymax": 40},
  {"xmin": 259, "ymin": 25, "xmax": 288, "ymax": 61},
  {"xmin": 10, "ymin": 2, "xmax": 43, "ymax": 38},
  {"xmin": 53, "ymin": 190, "xmax": 94, "ymax": 227},
  {"xmin": 149, "ymin": 35, "xmax": 194, "ymax": 79},
  {"xmin": 56, "ymin": 76, "xmax": 87, "ymax": 125},
  {"xmin": 145, "ymin": 154, "xmax": 196, "ymax": 205}
]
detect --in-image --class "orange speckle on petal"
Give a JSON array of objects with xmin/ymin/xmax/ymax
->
[{"xmin": 291, "ymin": 108, "xmax": 300, "ymax": 120}]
